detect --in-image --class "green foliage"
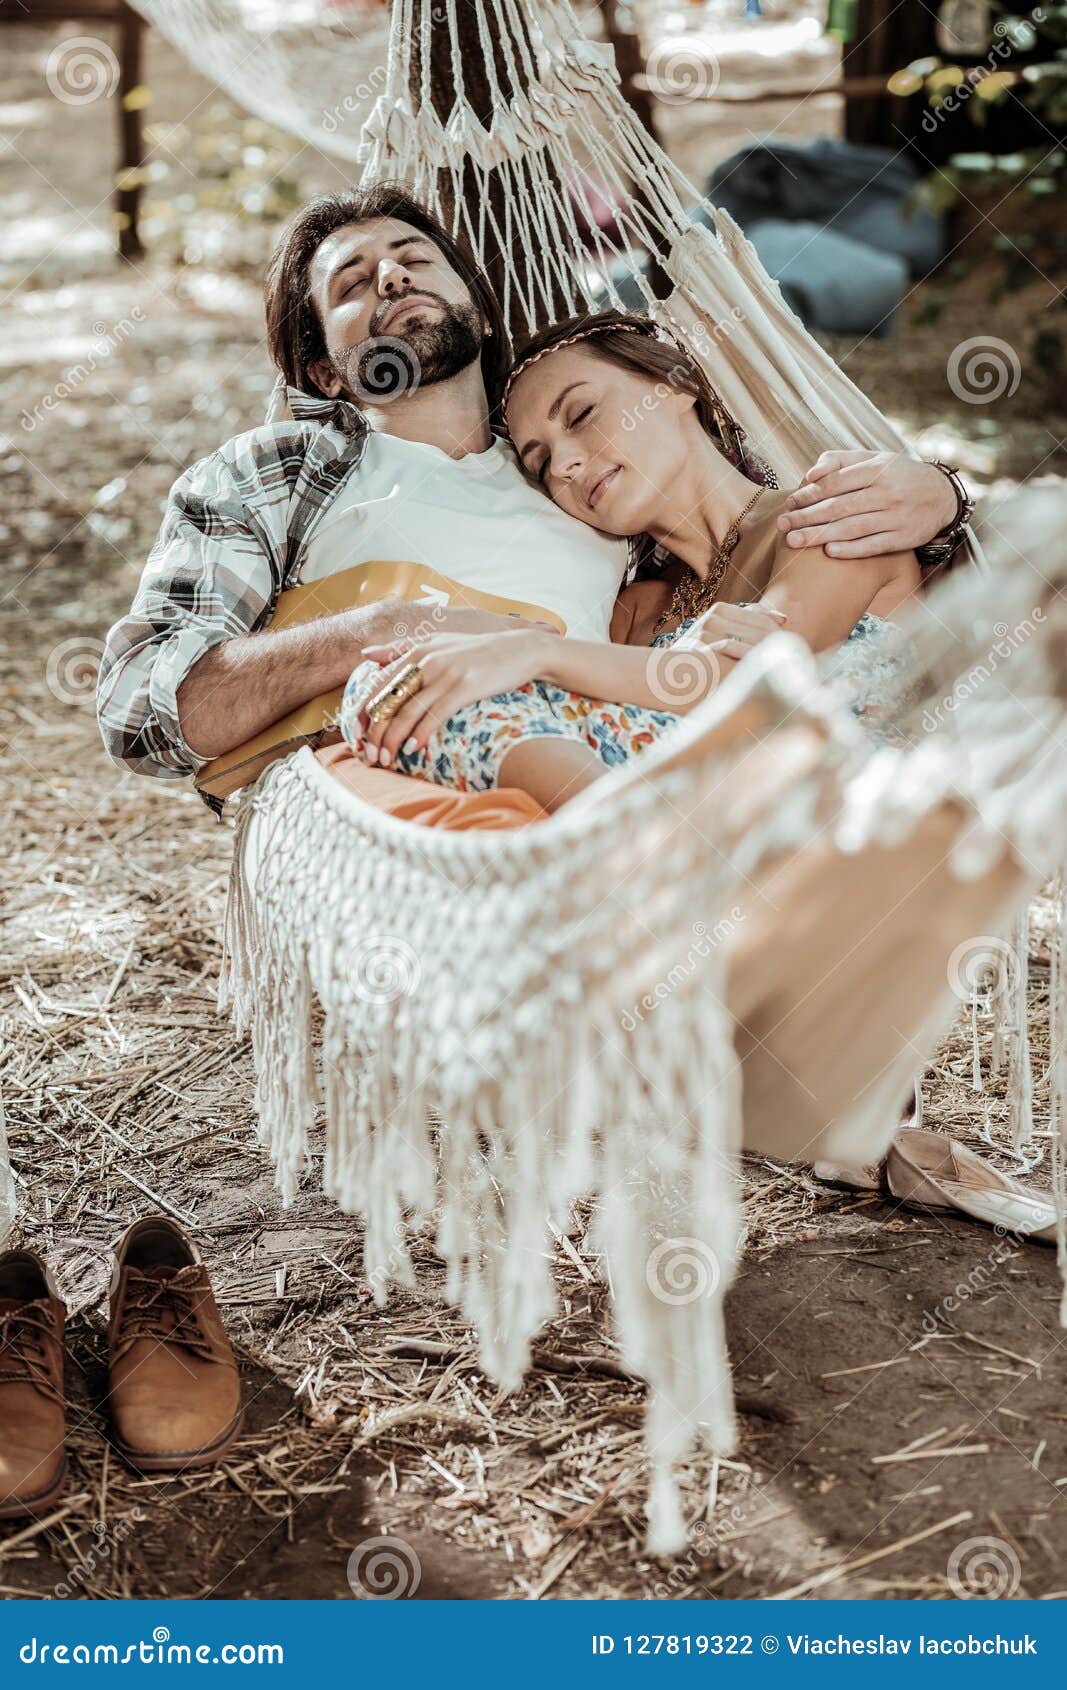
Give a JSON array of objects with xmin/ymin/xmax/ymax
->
[{"xmin": 900, "ymin": 5, "xmax": 1067, "ymax": 370}]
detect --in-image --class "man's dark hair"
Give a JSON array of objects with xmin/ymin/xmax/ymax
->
[{"xmin": 264, "ymin": 183, "xmax": 510, "ymax": 409}]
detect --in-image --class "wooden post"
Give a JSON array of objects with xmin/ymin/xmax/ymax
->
[
  {"xmin": 595, "ymin": 0, "xmax": 671, "ymax": 298},
  {"xmin": 840, "ymin": 0, "xmax": 938, "ymax": 151},
  {"xmin": 116, "ymin": 2, "xmax": 145, "ymax": 259}
]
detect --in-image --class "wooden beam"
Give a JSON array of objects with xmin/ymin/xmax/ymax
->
[
  {"xmin": 840, "ymin": 0, "xmax": 938, "ymax": 148},
  {"xmin": 116, "ymin": 3, "xmax": 145, "ymax": 260},
  {"xmin": 633, "ymin": 72, "xmax": 890, "ymax": 105},
  {"xmin": 598, "ymin": 0, "xmax": 659, "ymax": 142}
]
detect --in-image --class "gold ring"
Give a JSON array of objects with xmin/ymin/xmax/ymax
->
[{"xmin": 366, "ymin": 664, "xmax": 424, "ymax": 726}]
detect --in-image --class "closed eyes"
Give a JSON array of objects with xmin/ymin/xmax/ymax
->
[
  {"xmin": 340, "ymin": 253, "xmax": 432, "ymax": 300},
  {"xmin": 535, "ymin": 404, "xmax": 594, "ymax": 485}
]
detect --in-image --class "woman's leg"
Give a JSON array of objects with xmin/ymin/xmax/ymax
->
[
  {"xmin": 726, "ymin": 797, "xmax": 1027, "ymax": 1163},
  {"xmin": 494, "ymin": 738, "xmax": 604, "ymax": 812},
  {"xmin": 493, "ymin": 692, "xmax": 687, "ymax": 811},
  {"xmin": 393, "ymin": 687, "xmax": 662, "ymax": 807}
]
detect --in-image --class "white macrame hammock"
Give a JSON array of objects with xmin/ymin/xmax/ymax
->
[{"xmin": 122, "ymin": 0, "xmax": 1064, "ymax": 1548}]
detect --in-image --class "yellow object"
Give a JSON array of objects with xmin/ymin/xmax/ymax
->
[
  {"xmin": 886, "ymin": 68, "xmax": 923, "ymax": 98},
  {"xmin": 974, "ymin": 72, "xmax": 1013, "ymax": 101},
  {"xmin": 194, "ymin": 558, "xmax": 563, "ymax": 803}
]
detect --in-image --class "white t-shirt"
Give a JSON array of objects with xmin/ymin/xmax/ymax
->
[{"xmin": 300, "ymin": 431, "xmax": 626, "ymax": 643}]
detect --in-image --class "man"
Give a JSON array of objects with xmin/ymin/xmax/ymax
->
[{"xmin": 97, "ymin": 183, "xmax": 970, "ymax": 793}]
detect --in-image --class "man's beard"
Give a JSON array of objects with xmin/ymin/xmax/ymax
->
[{"xmin": 330, "ymin": 292, "xmax": 483, "ymax": 405}]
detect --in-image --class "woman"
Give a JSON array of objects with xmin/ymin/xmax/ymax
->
[{"xmin": 340, "ymin": 311, "xmax": 921, "ymax": 812}]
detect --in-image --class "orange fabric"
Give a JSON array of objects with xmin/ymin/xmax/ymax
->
[{"xmin": 315, "ymin": 740, "xmax": 547, "ymax": 829}]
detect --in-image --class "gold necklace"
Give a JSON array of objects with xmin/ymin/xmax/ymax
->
[{"xmin": 653, "ymin": 488, "xmax": 764, "ymax": 637}]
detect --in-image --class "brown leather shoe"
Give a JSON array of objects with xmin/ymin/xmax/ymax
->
[
  {"xmin": 108, "ymin": 1217, "xmax": 242, "ymax": 1472},
  {"xmin": 0, "ymin": 1251, "xmax": 66, "ymax": 1518}
]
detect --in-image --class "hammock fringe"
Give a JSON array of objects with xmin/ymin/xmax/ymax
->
[
  {"xmin": 220, "ymin": 498, "xmax": 1067, "ymax": 1548},
  {"xmin": 221, "ymin": 649, "xmax": 848, "ymax": 1549}
]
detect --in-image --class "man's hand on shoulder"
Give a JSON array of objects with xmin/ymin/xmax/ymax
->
[{"xmin": 777, "ymin": 450, "xmax": 960, "ymax": 557}]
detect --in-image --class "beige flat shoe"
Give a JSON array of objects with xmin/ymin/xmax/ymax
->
[
  {"xmin": 816, "ymin": 1127, "xmax": 1058, "ymax": 1244},
  {"xmin": 885, "ymin": 1127, "xmax": 1058, "ymax": 1244}
]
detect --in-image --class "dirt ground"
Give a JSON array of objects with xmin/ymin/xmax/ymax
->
[{"xmin": 2, "ymin": 22, "xmax": 1067, "ymax": 1601}]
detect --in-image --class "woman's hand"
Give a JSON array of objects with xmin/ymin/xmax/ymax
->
[
  {"xmin": 678, "ymin": 600, "xmax": 788, "ymax": 663},
  {"xmin": 356, "ymin": 628, "xmax": 553, "ymax": 766}
]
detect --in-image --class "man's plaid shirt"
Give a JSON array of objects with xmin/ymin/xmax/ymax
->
[{"xmin": 97, "ymin": 388, "xmax": 369, "ymax": 782}]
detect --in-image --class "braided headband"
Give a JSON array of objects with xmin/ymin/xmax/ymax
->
[{"xmin": 501, "ymin": 318, "xmax": 676, "ymax": 414}]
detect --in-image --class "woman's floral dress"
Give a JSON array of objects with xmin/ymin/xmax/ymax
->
[{"xmin": 339, "ymin": 613, "xmax": 913, "ymax": 793}]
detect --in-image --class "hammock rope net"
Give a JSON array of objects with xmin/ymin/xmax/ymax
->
[
  {"xmin": 127, "ymin": 0, "xmax": 1063, "ymax": 1546},
  {"xmin": 138, "ymin": 0, "xmax": 912, "ymax": 484}
]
